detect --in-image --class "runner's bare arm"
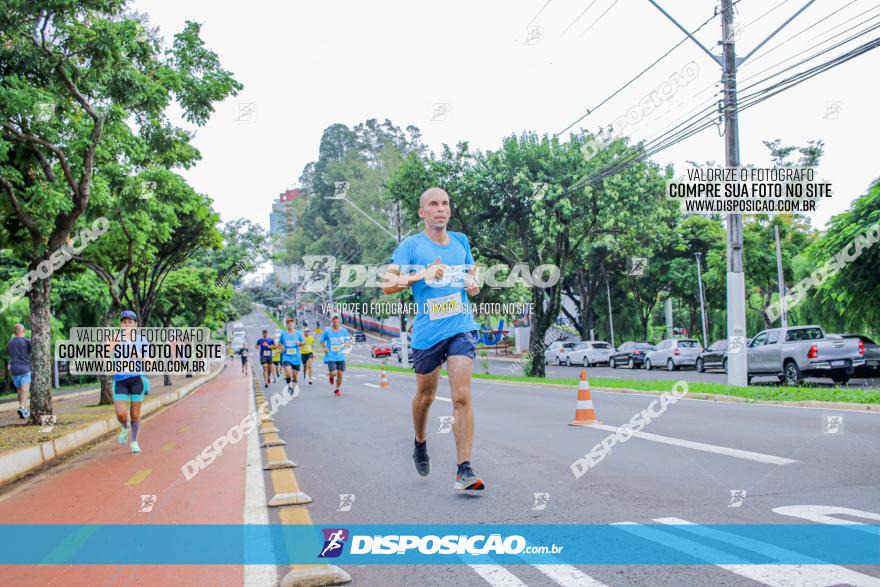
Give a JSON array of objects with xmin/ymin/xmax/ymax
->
[
  {"xmin": 464, "ymin": 267, "xmax": 480, "ymax": 296},
  {"xmin": 382, "ymin": 259, "xmax": 445, "ymax": 295}
]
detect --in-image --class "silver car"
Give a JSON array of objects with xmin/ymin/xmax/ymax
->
[
  {"xmin": 543, "ymin": 341, "xmax": 579, "ymax": 365},
  {"xmin": 645, "ymin": 339, "xmax": 702, "ymax": 371},
  {"xmin": 566, "ymin": 341, "xmax": 615, "ymax": 367}
]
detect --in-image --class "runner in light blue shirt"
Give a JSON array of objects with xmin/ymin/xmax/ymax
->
[
  {"xmin": 278, "ymin": 316, "xmax": 305, "ymax": 396},
  {"xmin": 383, "ymin": 187, "xmax": 485, "ymax": 492},
  {"xmin": 321, "ymin": 314, "xmax": 350, "ymax": 397}
]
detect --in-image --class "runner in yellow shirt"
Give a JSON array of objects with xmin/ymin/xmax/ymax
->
[
  {"xmin": 301, "ymin": 328, "xmax": 315, "ymax": 385},
  {"xmin": 271, "ymin": 343, "xmax": 282, "ymax": 382}
]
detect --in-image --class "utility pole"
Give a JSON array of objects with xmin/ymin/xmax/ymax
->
[
  {"xmin": 695, "ymin": 253, "xmax": 709, "ymax": 348},
  {"xmin": 394, "ymin": 199, "xmax": 409, "ymax": 364},
  {"xmin": 720, "ymin": 0, "xmax": 748, "ymax": 387},
  {"xmin": 648, "ymin": 0, "xmax": 814, "ymax": 387},
  {"xmin": 605, "ymin": 278, "xmax": 615, "ymax": 347},
  {"xmin": 774, "ymin": 224, "xmax": 787, "ymax": 328}
]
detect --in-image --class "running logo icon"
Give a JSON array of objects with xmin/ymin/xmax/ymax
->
[
  {"xmin": 337, "ymin": 494, "xmax": 356, "ymax": 512},
  {"xmin": 39, "ymin": 414, "xmax": 57, "ymax": 433},
  {"xmin": 437, "ymin": 415, "xmax": 454, "ymax": 434},
  {"xmin": 139, "ymin": 494, "xmax": 157, "ymax": 513},
  {"xmin": 532, "ymin": 492, "xmax": 550, "ymax": 511},
  {"xmin": 728, "ymin": 489, "xmax": 746, "ymax": 508},
  {"xmin": 319, "ymin": 528, "xmax": 349, "ymax": 558},
  {"xmin": 822, "ymin": 415, "xmax": 843, "ymax": 434}
]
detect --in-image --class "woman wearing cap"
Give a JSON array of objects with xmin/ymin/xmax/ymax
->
[{"xmin": 113, "ymin": 310, "xmax": 150, "ymax": 454}]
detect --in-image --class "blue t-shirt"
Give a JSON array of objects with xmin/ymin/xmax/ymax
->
[
  {"xmin": 321, "ymin": 328, "xmax": 350, "ymax": 363},
  {"xmin": 391, "ymin": 231, "xmax": 478, "ymax": 349},
  {"xmin": 256, "ymin": 338, "xmax": 275, "ymax": 360},
  {"xmin": 8, "ymin": 337, "xmax": 31, "ymax": 376},
  {"xmin": 112, "ymin": 333, "xmax": 149, "ymax": 382},
  {"xmin": 278, "ymin": 330, "xmax": 305, "ymax": 364}
]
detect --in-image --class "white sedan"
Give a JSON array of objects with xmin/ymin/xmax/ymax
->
[
  {"xmin": 543, "ymin": 341, "xmax": 579, "ymax": 365},
  {"xmin": 565, "ymin": 341, "xmax": 615, "ymax": 367}
]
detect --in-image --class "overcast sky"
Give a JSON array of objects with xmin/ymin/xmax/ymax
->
[{"xmin": 134, "ymin": 0, "xmax": 880, "ymax": 233}]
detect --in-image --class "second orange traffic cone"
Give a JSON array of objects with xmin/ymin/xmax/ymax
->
[
  {"xmin": 380, "ymin": 369, "xmax": 390, "ymax": 389},
  {"xmin": 569, "ymin": 370, "xmax": 598, "ymax": 425}
]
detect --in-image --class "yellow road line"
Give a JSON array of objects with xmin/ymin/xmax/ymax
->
[
  {"xmin": 160, "ymin": 442, "xmax": 175, "ymax": 452},
  {"xmin": 124, "ymin": 469, "xmax": 152, "ymax": 485}
]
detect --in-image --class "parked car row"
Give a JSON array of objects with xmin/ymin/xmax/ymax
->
[{"xmin": 540, "ymin": 326, "xmax": 880, "ymax": 383}]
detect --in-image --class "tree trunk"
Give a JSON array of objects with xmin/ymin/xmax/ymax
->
[
  {"xmin": 98, "ymin": 307, "xmax": 117, "ymax": 405},
  {"xmin": 27, "ymin": 276, "xmax": 53, "ymax": 423}
]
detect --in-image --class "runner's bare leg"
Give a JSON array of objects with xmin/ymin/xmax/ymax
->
[
  {"xmin": 413, "ymin": 367, "xmax": 440, "ymax": 442},
  {"xmin": 447, "ymin": 355, "xmax": 474, "ymax": 464}
]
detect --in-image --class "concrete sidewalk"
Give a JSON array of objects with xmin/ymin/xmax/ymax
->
[{"xmin": 0, "ymin": 362, "xmax": 259, "ymax": 586}]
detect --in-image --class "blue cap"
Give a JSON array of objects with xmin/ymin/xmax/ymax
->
[{"xmin": 120, "ymin": 310, "xmax": 137, "ymax": 320}]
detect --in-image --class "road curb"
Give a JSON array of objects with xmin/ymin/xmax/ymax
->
[
  {"xmin": 0, "ymin": 365, "xmax": 226, "ymax": 486},
  {"xmin": 351, "ymin": 366, "xmax": 879, "ymax": 413},
  {"xmin": 253, "ymin": 367, "xmax": 352, "ymax": 586},
  {"xmin": 280, "ymin": 566, "xmax": 352, "ymax": 587}
]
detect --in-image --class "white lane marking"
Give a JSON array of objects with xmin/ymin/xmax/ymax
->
[
  {"xmin": 614, "ymin": 521, "xmax": 873, "ymax": 587},
  {"xmin": 719, "ymin": 565, "xmax": 880, "ymax": 586},
  {"xmin": 586, "ymin": 423, "xmax": 797, "ymax": 465},
  {"xmin": 655, "ymin": 517, "xmax": 880, "ymax": 587},
  {"xmin": 364, "ymin": 383, "xmax": 380, "ymax": 388},
  {"xmin": 243, "ymin": 373, "xmax": 279, "ymax": 587},
  {"xmin": 772, "ymin": 505, "xmax": 880, "ymax": 535},
  {"xmin": 531, "ymin": 564, "xmax": 607, "ymax": 586},
  {"xmin": 435, "ymin": 396, "xmax": 452, "ymax": 403},
  {"xmin": 470, "ymin": 564, "xmax": 528, "ymax": 586}
]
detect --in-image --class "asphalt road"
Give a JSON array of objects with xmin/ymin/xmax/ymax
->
[{"xmin": 244, "ymin": 312, "xmax": 880, "ymax": 586}]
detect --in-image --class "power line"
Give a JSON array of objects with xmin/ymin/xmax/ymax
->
[
  {"xmin": 627, "ymin": 1, "xmax": 875, "ymax": 155},
  {"xmin": 578, "ymin": 0, "xmax": 622, "ymax": 39},
  {"xmin": 739, "ymin": 15, "xmax": 880, "ymax": 89},
  {"xmin": 565, "ymin": 33, "xmax": 880, "ymax": 190},
  {"xmin": 554, "ymin": 8, "xmax": 721, "ymax": 137},
  {"xmin": 528, "ymin": 0, "xmax": 554, "ymax": 24},
  {"xmin": 745, "ymin": 0, "xmax": 862, "ymax": 64},
  {"xmin": 562, "ymin": 0, "xmax": 601, "ymax": 35},
  {"xmin": 743, "ymin": 0, "xmax": 792, "ymax": 28}
]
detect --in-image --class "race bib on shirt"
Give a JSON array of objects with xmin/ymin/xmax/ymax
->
[{"xmin": 427, "ymin": 293, "xmax": 462, "ymax": 321}]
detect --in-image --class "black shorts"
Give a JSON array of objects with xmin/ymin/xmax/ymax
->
[
  {"xmin": 327, "ymin": 361, "xmax": 345, "ymax": 372},
  {"xmin": 282, "ymin": 361, "xmax": 301, "ymax": 371},
  {"xmin": 301, "ymin": 353, "xmax": 313, "ymax": 363},
  {"xmin": 240, "ymin": 355, "xmax": 248, "ymax": 364},
  {"xmin": 412, "ymin": 330, "xmax": 478, "ymax": 374},
  {"xmin": 273, "ymin": 359, "xmax": 281, "ymax": 365},
  {"xmin": 260, "ymin": 356, "xmax": 273, "ymax": 365}
]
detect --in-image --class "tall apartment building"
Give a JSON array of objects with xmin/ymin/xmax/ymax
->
[{"xmin": 270, "ymin": 188, "xmax": 303, "ymax": 285}]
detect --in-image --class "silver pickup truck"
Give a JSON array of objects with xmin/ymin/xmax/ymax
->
[{"xmin": 747, "ymin": 325, "xmax": 866, "ymax": 386}]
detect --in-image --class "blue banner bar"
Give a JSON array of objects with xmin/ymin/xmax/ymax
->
[{"xmin": 0, "ymin": 524, "xmax": 876, "ymax": 565}]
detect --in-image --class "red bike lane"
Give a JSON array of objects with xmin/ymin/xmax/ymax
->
[{"xmin": 0, "ymin": 364, "xmax": 255, "ymax": 586}]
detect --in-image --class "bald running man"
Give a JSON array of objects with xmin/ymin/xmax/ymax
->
[{"xmin": 383, "ymin": 187, "xmax": 485, "ymax": 492}]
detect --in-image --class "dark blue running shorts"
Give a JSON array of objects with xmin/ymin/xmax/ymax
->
[{"xmin": 412, "ymin": 330, "xmax": 478, "ymax": 374}]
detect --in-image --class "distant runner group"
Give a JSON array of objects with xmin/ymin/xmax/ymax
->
[{"xmin": 248, "ymin": 313, "xmax": 349, "ymax": 397}]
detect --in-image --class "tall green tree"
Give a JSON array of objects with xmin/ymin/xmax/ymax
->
[
  {"xmin": 1, "ymin": 2, "xmax": 240, "ymax": 421},
  {"xmin": 806, "ymin": 179, "xmax": 880, "ymax": 332}
]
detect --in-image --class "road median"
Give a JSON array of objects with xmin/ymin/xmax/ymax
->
[{"xmin": 350, "ymin": 363, "xmax": 880, "ymax": 411}]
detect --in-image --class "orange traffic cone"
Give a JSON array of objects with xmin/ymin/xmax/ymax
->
[
  {"xmin": 569, "ymin": 370, "xmax": 597, "ymax": 426},
  {"xmin": 380, "ymin": 369, "xmax": 390, "ymax": 389}
]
